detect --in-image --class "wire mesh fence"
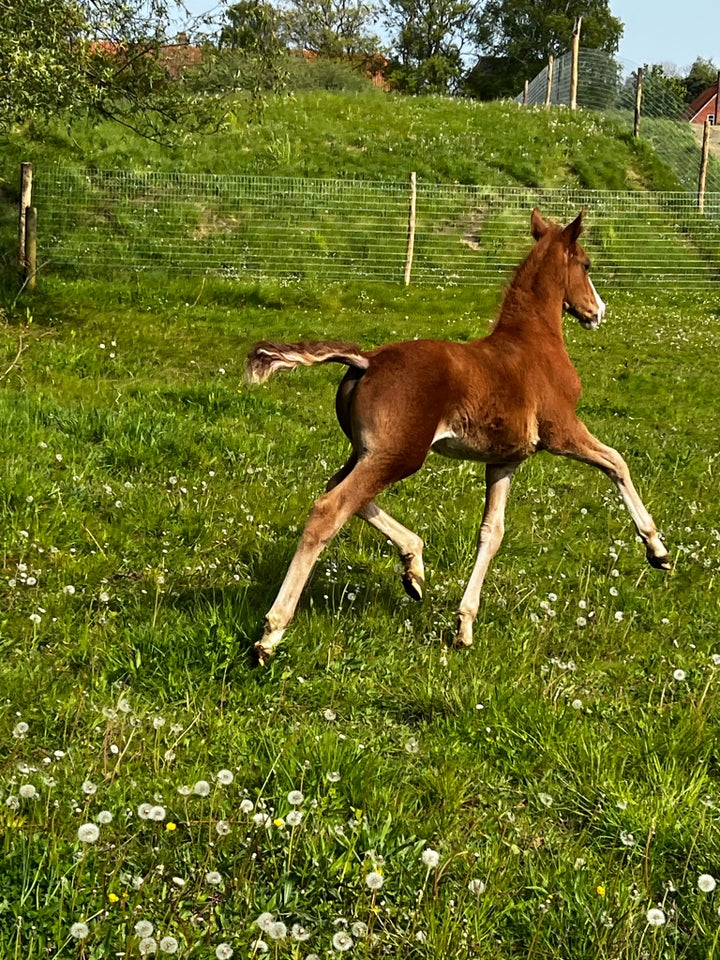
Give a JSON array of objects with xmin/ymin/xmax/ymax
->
[
  {"xmin": 519, "ymin": 49, "xmax": 720, "ymax": 194},
  {"xmin": 35, "ymin": 168, "xmax": 720, "ymax": 288}
]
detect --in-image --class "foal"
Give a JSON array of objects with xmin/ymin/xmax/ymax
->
[{"xmin": 246, "ymin": 209, "xmax": 670, "ymax": 664}]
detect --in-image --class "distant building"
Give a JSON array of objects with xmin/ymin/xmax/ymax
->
[{"xmin": 683, "ymin": 83, "xmax": 719, "ymax": 125}]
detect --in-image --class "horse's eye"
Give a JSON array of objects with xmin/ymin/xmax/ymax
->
[{"xmin": 584, "ymin": 262, "xmax": 591, "ymax": 273}]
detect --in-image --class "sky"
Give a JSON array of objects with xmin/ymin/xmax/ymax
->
[
  {"xmin": 180, "ymin": 0, "xmax": 719, "ymax": 75},
  {"xmin": 611, "ymin": 0, "xmax": 719, "ymax": 72}
]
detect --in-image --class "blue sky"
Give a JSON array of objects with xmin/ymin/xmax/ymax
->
[
  {"xmin": 181, "ymin": 0, "xmax": 719, "ymax": 74},
  {"xmin": 612, "ymin": 0, "xmax": 718, "ymax": 71}
]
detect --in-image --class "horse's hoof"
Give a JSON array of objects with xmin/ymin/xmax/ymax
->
[
  {"xmin": 402, "ymin": 572, "xmax": 424, "ymax": 601},
  {"xmin": 648, "ymin": 552, "xmax": 672, "ymax": 571},
  {"xmin": 254, "ymin": 639, "xmax": 275, "ymax": 666},
  {"xmin": 454, "ymin": 622, "xmax": 474, "ymax": 648}
]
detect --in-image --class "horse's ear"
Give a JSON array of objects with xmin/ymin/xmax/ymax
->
[
  {"xmin": 530, "ymin": 207, "xmax": 548, "ymax": 241},
  {"xmin": 562, "ymin": 210, "xmax": 585, "ymax": 244}
]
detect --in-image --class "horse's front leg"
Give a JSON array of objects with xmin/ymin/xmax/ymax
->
[
  {"xmin": 455, "ymin": 463, "xmax": 516, "ymax": 648},
  {"xmin": 551, "ymin": 420, "xmax": 671, "ymax": 570}
]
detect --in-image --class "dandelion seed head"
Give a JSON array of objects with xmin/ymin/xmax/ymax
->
[
  {"xmin": 77, "ymin": 823, "xmax": 100, "ymax": 843},
  {"xmin": 326, "ymin": 770, "xmax": 341, "ymax": 783},
  {"xmin": 159, "ymin": 936, "xmax": 179, "ymax": 954},
  {"xmin": 698, "ymin": 873, "xmax": 717, "ymax": 893},
  {"xmin": 216, "ymin": 769, "xmax": 234, "ymax": 785},
  {"xmin": 468, "ymin": 878, "xmax": 486, "ymax": 895},
  {"xmin": 286, "ymin": 809, "xmax": 303, "ymax": 826},
  {"xmin": 421, "ymin": 848, "xmax": 440, "ymax": 868},
  {"xmin": 70, "ymin": 922, "xmax": 89, "ymax": 939},
  {"xmin": 332, "ymin": 931, "xmax": 353, "ymax": 951},
  {"xmin": 135, "ymin": 921, "xmax": 154, "ymax": 938},
  {"xmin": 287, "ymin": 789, "xmax": 304, "ymax": 805},
  {"xmin": 215, "ymin": 819, "xmax": 231, "ymax": 836},
  {"xmin": 673, "ymin": 669, "xmax": 686, "ymax": 682},
  {"xmin": 139, "ymin": 937, "xmax": 158, "ymax": 955},
  {"xmin": 366, "ymin": 870, "xmax": 384, "ymax": 890},
  {"xmin": 267, "ymin": 921, "xmax": 287, "ymax": 941},
  {"xmin": 646, "ymin": 907, "xmax": 666, "ymax": 927},
  {"xmin": 19, "ymin": 784, "xmax": 37, "ymax": 799},
  {"xmin": 538, "ymin": 792, "xmax": 554, "ymax": 807},
  {"xmin": 256, "ymin": 913, "xmax": 274, "ymax": 932},
  {"xmin": 193, "ymin": 779, "xmax": 211, "ymax": 797},
  {"xmin": 239, "ymin": 798, "xmax": 254, "ymax": 814},
  {"xmin": 291, "ymin": 924, "xmax": 311, "ymax": 941},
  {"xmin": 205, "ymin": 871, "xmax": 222, "ymax": 885},
  {"xmin": 12, "ymin": 721, "xmax": 28, "ymax": 738},
  {"xmin": 351, "ymin": 922, "xmax": 368, "ymax": 938},
  {"xmin": 215, "ymin": 943, "xmax": 234, "ymax": 959}
]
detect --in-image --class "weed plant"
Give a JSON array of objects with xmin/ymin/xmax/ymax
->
[{"xmin": 0, "ymin": 270, "xmax": 718, "ymax": 959}]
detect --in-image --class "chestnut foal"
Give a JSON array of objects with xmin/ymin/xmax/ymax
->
[{"xmin": 246, "ymin": 209, "xmax": 670, "ymax": 664}]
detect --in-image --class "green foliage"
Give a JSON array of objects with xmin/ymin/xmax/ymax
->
[
  {"xmin": 382, "ymin": 0, "xmax": 476, "ymax": 94},
  {"xmin": 0, "ymin": 0, "xmax": 225, "ymax": 142},
  {"xmin": 473, "ymin": 0, "xmax": 624, "ymax": 99}
]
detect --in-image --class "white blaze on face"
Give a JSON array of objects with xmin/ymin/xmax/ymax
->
[{"xmin": 589, "ymin": 277, "xmax": 606, "ymax": 322}]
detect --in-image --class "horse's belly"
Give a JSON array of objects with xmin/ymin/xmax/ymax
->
[{"xmin": 431, "ymin": 425, "xmax": 537, "ymax": 463}]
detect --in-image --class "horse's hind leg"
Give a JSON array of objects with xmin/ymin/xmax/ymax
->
[
  {"xmin": 327, "ymin": 460, "xmax": 425, "ymax": 601},
  {"xmin": 256, "ymin": 458, "xmax": 389, "ymax": 665},
  {"xmin": 357, "ymin": 501, "xmax": 425, "ymax": 600}
]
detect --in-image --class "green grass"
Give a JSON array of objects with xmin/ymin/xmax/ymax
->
[{"xmin": 0, "ymin": 269, "xmax": 719, "ymax": 958}]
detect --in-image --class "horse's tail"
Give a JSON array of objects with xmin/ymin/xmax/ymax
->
[{"xmin": 245, "ymin": 340, "xmax": 370, "ymax": 385}]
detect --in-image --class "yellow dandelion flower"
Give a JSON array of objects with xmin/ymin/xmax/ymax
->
[
  {"xmin": 273, "ymin": 817, "xmax": 285, "ymax": 829},
  {"xmin": 108, "ymin": 892, "xmax": 119, "ymax": 903},
  {"xmin": 166, "ymin": 821, "xmax": 177, "ymax": 831},
  {"xmin": 596, "ymin": 884, "xmax": 605, "ymax": 896}
]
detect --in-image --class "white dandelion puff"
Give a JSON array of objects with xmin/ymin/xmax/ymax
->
[
  {"xmin": 673, "ymin": 669, "xmax": 686, "ymax": 682},
  {"xmin": 698, "ymin": 874, "xmax": 717, "ymax": 893},
  {"xmin": 70, "ymin": 922, "xmax": 89, "ymax": 939},
  {"xmin": 287, "ymin": 790, "xmax": 304, "ymax": 805},
  {"xmin": 205, "ymin": 871, "xmax": 222, "ymax": 885},
  {"xmin": 215, "ymin": 943, "xmax": 234, "ymax": 959},
  {"xmin": 468, "ymin": 878, "xmax": 486, "ymax": 895},
  {"xmin": 159, "ymin": 936, "xmax": 179, "ymax": 954},
  {"xmin": 421, "ymin": 848, "xmax": 440, "ymax": 868},
  {"xmin": 77, "ymin": 823, "xmax": 100, "ymax": 843},
  {"xmin": 646, "ymin": 907, "xmax": 666, "ymax": 927},
  {"xmin": 139, "ymin": 938, "xmax": 158, "ymax": 955},
  {"xmin": 193, "ymin": 780, "xmax": 211, "ymax": 796},
  {"xmin": 291, "ymin": 924, "xmax": 311, "ymax": 941},
  {"xmin": 135, "ymin": 921, "xmax": 154, "ymax": 938},
  {"xmin": 267, "ymin": 921, "xmax": 287, "ymax": 941},
  {"xmin": 332, "ymin": 931, "xmax": 353, "ymax": 951},
  {"xmin": 216, "ymin": 769, "xmax": 234, "ymax": 785},
  {"xmin": 366, "ymin": 871, "xmax": 384, "ymax": 890}
]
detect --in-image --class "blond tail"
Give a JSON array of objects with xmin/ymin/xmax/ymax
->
[{"xmin": 245, "ymin": 340, "xmax": 370, "ymax": 385}]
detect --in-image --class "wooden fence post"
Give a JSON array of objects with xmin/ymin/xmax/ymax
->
[
  {"xmin": 698, "ymin": 120, "xmax": 710, "ymax": 213},
  {"xmin": 570, "ymin": 17, "xmax": 582, "ymax": 109},
  {"xmin": 545, "ymin": 55, "xmax": 554, "ymax": 107},
  {"xmin": 18, "ymin": 162, "xmax": 33, "ymax": 274},
  {"xmin": 25, "ymin": 207, "xmax": 38, "ymax": 290},
  {"xmin": 633, "ymin": 67, "xmax": 643, "ymax": 137},
  {"xmin": 404, "ymin": 171, "xmax": 417, "ymax": 287}
]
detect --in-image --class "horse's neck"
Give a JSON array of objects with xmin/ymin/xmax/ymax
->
[{"xmin": 493, "ymin": 254, "xmax": 565, "ymax": 349}]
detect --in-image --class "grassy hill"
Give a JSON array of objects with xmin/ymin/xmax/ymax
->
[{"xmin": 1, "ymin": 90, "xmax": 682, "ymax": 192}]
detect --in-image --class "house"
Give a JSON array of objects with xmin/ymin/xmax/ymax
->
[{"xmin": 683, "ymin": 83, "xmax": 720, "ymax": 125}]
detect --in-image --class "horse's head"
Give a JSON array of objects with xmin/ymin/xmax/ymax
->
[{"xmin": 531, "ymin": 208, "xmax": 606, "ymax": 330}]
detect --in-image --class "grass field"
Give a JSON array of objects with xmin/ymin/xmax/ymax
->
[
  {"xmin": 0, "ymin": 267, "xmax": 719, "ymax": 959},
  {"xmin": 1, "ymin": 88, "xmax": 720, "ymax": 959}
]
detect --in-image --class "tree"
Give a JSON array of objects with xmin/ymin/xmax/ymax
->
[
  {"xmin": 283, "ymin": 0, "xmax": 380, "ymax": 58},
  {"xmin": 0, "ymin": 0, "xmax": 222, "ymax": 140},
  {"xmin": 682, "ymin": 57, "xmax": 719, "ymax": 104},
  {"xmin": 470, "ymin": 0, "xmax": 623, "ymax": 99},
  {"xmin": 383, "ymin": 0, "xmax": 478, "ymax": 94},
  {"xmin": 215, "ymin": 0, "xmax": 289, "ymax": 105}
]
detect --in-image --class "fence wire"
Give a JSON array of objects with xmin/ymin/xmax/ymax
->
[{"xmin": 36, "ymin": 168, "xmax": 720, "ymax": 287}]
